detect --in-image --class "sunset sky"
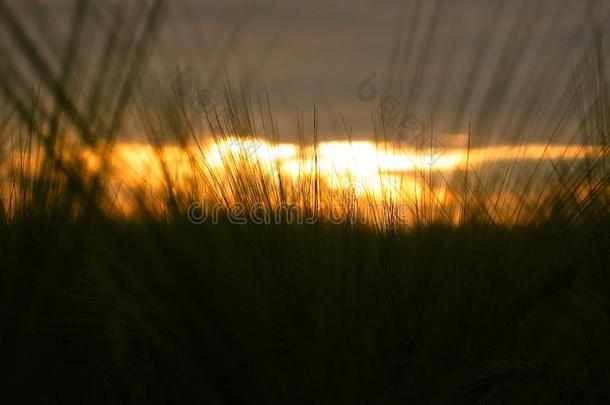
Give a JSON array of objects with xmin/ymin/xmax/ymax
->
[{"xmin": 9, "ymin": 0, "xmax": 608, "ymax": 145}]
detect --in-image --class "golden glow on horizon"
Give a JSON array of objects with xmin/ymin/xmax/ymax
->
[
  {"xmin": 106, "ymin": 137, "xmax": 603, "ymax": 193},
  {"xmin": 2, "ymin": 136, "xmax": 605, "ymax": 223}
]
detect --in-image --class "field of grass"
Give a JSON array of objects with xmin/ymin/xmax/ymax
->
[{"xmin": 1, "ymin": 0, "xmax": 610, "ymax": 403}]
